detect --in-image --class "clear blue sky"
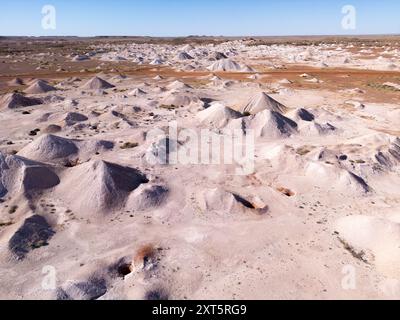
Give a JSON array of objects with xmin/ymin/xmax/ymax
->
[{"xmin": 0, "ymin": 0, "xmax": 399, "ymax": 37}]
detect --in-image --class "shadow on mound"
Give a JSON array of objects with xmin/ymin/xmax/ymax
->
[
  {"xmin": 8, "ymin": 215, "xmax": 55, "ymax": 260},
  {"xmin": 56, "ymin": 277, "xmax": 107, "ymax": 300},
  {"xmin": 145, "ymin": 287, "xmax": 169, "ymax": 300},
  {"xmin": 0, "ymin": 153, "xmax": 60, "ymax": 199}
]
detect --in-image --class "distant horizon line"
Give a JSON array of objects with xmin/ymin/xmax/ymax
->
[{"xmin": 1, "ymin": 33, "xmax": 400, "ymax": 39}]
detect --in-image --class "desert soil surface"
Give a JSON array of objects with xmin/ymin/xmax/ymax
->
[{"xmin": 0, "ymin": 36, "xmax": 400, "ymax": 300}]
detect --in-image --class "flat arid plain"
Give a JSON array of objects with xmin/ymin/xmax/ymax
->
[{"xmin": 0, "ymin": 35, "xmax": 400, "ymax": 300}]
